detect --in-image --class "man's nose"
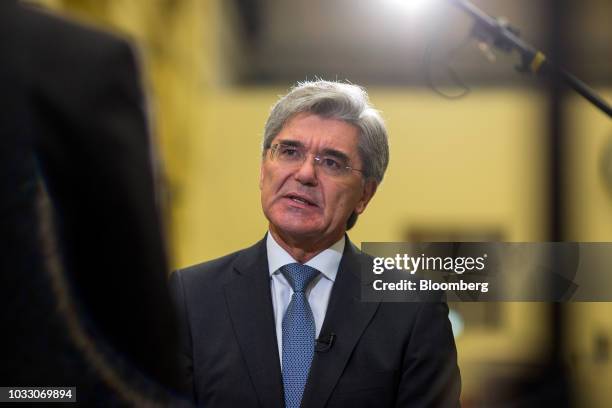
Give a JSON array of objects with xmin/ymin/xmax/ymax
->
[{"xmin": 293, "ymin": 157, "xmax": 318, "ymax": 185}]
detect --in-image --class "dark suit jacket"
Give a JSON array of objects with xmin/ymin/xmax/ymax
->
[
  {"xmin": 170, "ymin": 236, "xmax": 461, "ymax": 407},
  {"xmin": 1, "ymin": 2, "xmax": 180, "ymax": 399}
]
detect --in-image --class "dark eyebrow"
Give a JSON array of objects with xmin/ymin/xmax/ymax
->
[
  {"xmin": 320, "ymin": 148, "xmax": 350, "ymax": 162},
  {"xmin": 276, "ymin": 139, "xmax": 304, "ymax": 148}
]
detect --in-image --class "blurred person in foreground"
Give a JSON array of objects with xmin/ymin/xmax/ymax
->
[
  {"xmin": 1, "ymin": 1, "xmax": 179, "ymax": 403},
  {"xmin": 170, "ymin": 80, "xmax": 461, "ymax": 407}
]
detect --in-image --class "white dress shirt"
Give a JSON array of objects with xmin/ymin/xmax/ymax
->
[{"xmin": 266, "ymin": 232, "xmax": 344, "ymax": 367}]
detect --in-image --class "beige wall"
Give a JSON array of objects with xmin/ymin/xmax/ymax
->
[{"xmin": 173, "ymin": 87, "xmax": 552, "ymax": 265}]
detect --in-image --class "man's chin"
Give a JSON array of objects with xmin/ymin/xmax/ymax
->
[
  {"xmin": 273, "ymin": 224, "xmax": 321, "ymax": 238},
  {"xmin": 268, "ymin": 218, "xmax": 324, "ymax": 239}
]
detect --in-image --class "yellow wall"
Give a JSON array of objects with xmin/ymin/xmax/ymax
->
[
  {"xmin": 174, "ymin": 87, "xmax": 551, "ymax": 265},
  {"xmin": 567, "ymin": 95, "xmax": 612, "ymax": 241},
  {"xmin": 170, "ymin": 87, "xmax": 612, "ymax": 266},
  {"xmin": 31, "ymin": 0, "xmax": 612, "ymax": 261}
]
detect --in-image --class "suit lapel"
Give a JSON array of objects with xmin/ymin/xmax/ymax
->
[
  {"xmin": 223, "ymin": 238, "xmax": 284, "ymax": 408},
  {"xmin": 301, "ymin": 240, "xmax": 381, "ymax": 408}
]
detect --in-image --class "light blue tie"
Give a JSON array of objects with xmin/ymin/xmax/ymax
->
[{"xmin": 281, "ymin": 263, "xmax": 320, "ymax": 408}]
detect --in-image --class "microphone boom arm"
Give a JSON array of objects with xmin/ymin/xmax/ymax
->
[{"xmin": 448, "ymin": 0, "xmax": 612, "ymax": 118}]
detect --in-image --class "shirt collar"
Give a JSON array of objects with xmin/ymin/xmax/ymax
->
[{"xmin": 266, "ymin": 232, "xmax": 344, "ymax": 282}]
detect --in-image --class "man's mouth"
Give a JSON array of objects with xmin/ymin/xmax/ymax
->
[{"xmin": 284, "ymin": 194, "xmax": 318, "ymax": 207}]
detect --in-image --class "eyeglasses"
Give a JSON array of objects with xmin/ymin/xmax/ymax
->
[{"xmin": 268, "ymin": 143, "xmax": 364, "ymax": 178}]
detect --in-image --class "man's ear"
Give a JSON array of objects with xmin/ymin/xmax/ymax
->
[{"xmin": 354, "ymin": 179, "xmax": 378, "ymax": 215}]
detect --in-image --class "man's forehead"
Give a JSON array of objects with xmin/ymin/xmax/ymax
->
[{"xmin": 273, "ymin": 113, "xmax": 360, "ymax": 154}]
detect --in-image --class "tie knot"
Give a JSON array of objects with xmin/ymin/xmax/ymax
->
[{"xmin": 281, "ymin": 263, "xmax": 320, "ymax": 292}]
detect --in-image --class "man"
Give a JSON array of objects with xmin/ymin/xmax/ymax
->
[{"xmin": 170, "ymin": 80, "xmax": 461, "ymax": 407}]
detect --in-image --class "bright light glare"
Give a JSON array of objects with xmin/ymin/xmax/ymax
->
[
  {"xmin": 406, "ymin": 0, "xmax": 429, "ymax": 12},
  {"xmin": 385, "ymin": 0, "xmax": 434, "ymax": 14}
]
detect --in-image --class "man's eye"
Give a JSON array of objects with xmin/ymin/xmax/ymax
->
[
  {"xmin": 321, "ymin": 157, "xmax": 342, "ymax": 169},
  {"xmin": 279, "ymin": 147, "xmax": 300, "ymax": 158}
]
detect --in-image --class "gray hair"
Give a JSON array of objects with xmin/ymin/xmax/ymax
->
[{"xmin": 262, "ymin": 80, "xmax": 390, "ymax": 184}]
